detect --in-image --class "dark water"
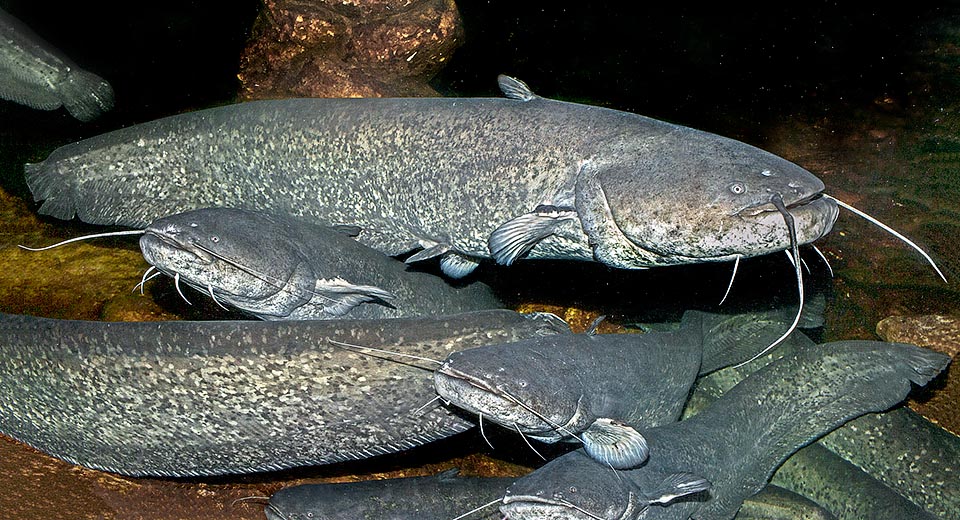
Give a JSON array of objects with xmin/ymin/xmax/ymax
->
[{"xmin": 0, "ymin": 2, "xmax": 958, "ymax": 519}]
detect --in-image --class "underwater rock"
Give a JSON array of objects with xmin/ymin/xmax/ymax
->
[
  {"xmin": 877, "ymin": 314, "xmax": 960, "ymax": 357},
  {"xmin": 877, "ymin": 313, "xmax": 960, "ymax": 435},
  {"xmin": 98, "ymin": 293, "xmax": 178, "ymax": 322},
  {"xmin": 238, "ymin": 0, "xmax": 463, "ymax": 99}
]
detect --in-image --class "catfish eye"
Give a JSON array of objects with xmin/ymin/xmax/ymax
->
[
  {"xmin": 210, "ymin": 236, "xmax": 220, "ymax": 243},
  {"xmin": 728, "ymin": 182, "xmax": 746, "ymax": 195}
]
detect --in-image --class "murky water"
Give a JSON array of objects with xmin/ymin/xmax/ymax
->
[{"xmin": 1, "ymin": 3, "xmax": 958, "ymax": 519}]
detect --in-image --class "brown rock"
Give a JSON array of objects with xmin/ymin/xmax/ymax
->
[
  {"xmin": 238, "ymin": 0, "xmax": 463, "ymax": 100},
  {"xmin": 877, "ymin": 314, "xmax": 960, "ymax": 356},
  {"xmin": 876, "ymin": 314, "xmax": 960, "ymax": 434},
  {"xmin": 99, "ymin": 293, "xmax": 181, "ymax": 322}
]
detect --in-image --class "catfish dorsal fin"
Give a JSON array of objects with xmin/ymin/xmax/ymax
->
[
  {"xmin": 585, "ymin": 315, "xmax": 606, "ymax": 335},
  {"xmin": 497, "ymin": 75, "xmax": 538, "ymax": 101}
]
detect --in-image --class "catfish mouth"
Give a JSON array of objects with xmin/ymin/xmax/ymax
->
[
  {"xmin": 737, "ymin": 191, "xmax": 826, "ymax": 218},
  {"xmin": 139, "ymin": 232, "xmax": 247, "ymax": 301},
  {"xmin": 435, "ymin": 365, "xmax": 567, "ymax": 440},
  {"xmin": 141, "ymin": 230, "xmax": 215, "ymax": 264},
  {"xmin": 263, "ymin": 504, "xmax": 288, "ymax": 520}
]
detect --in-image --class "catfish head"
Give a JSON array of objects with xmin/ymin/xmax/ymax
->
[
  {"xmin": 140, "ymin": 207, "xmax": 315, "ymax": 317},
  {"xmin": 434, "ymin": 335, "xmax": 598, "ymax": 443},
  {"xmin": 575, "ymin": 129, "xmax": 839, "ymax": 268}
]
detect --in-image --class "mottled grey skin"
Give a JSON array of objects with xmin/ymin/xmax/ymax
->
[
  {"xmin": 25, "ymin": 77, "xmax": 837, "ymax": 273},
  {"xmin": 434, "ymin": 312, "xmax": 707, "ymax": 445},
  {"xmin": 140, "ymin": 207, "xmax": 502, "ymax": 320},
  {"xmin": 734, "ymin": 485, "xmax": 835, "ymax": 520},
  {"xmin": 0, "ymin": 7, "xmax": 113, "ymax": 121},
  {"xmin": 265, "ymin": 475, "xmax": 835, "ymax": 520},
  {"xmin": 690, "ymin": 328, "xmax": 958, "ymax": 519},
  {"xmin": 0, "ymin": 309, "xmax": 569, "ymax": 476},
  {"xmin": 500, "ymin": 341, "xmax": 950, "ymax": 520},
  {"xmin": 265, "ymin": 470, "xmax": 514, "ymax": 520},
  {"xmin": 773, "ymin": 443, "xmax": 936, "ymax": 520},
  {"xmin": 818, "ymin": 408, "xmax": 960, "ymax": 519},
  {"xmin": 688, "ymin": 362, "xmax": 937, "ymax": 520}
]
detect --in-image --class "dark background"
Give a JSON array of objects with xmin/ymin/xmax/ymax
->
[{"xmin": 0, "ymin": 1, "xmax": 948, "ymax": 133}]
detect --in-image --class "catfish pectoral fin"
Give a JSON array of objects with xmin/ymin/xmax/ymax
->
[
  {"xmin": 581, "ymin": 417, "xmax": 650, "ymax": 469},
  {"xmin": 403, "ymin": 240, "xmax": 479, "ymax": 278},
  {"xmin": 440, "ymin": 251, "xmax": 480, "ymax": 278},
  {"xmin": 647, "ymin": 472, "xmax": 712, "ymax": 505},
  {"xmin": 488, "ymin": 205, "xmax": 577, "ymax": 266},
  {"xmin": 315, "ymin": 277, "xmax": 397, "ymax": 316},
  {"xmin": 405, "ymin": 243, "xmax": 449, "ymax": 263}
]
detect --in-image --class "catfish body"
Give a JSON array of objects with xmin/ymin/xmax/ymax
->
[
  {"xmin": 773, "ymin": 442, "xmax": 936, "ymax": 520},
  {"xmin": 689, "ymin": 324, "xmax": 957, "ymax": 519},
  {"xmin": 0, "ymin": 309, "xmax": 568, "ymax": 476},
  {"xmin": 26, "ymin": 77, "xmax": 837, "ymax": 276},
  {"xmin": 433, "ymin": 304, "xmax": 817, "ymax": 452}
]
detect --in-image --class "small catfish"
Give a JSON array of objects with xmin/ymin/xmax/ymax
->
[{"xmin": 500, "ymin": 340, "xmax": 950, "ymax": 520}]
